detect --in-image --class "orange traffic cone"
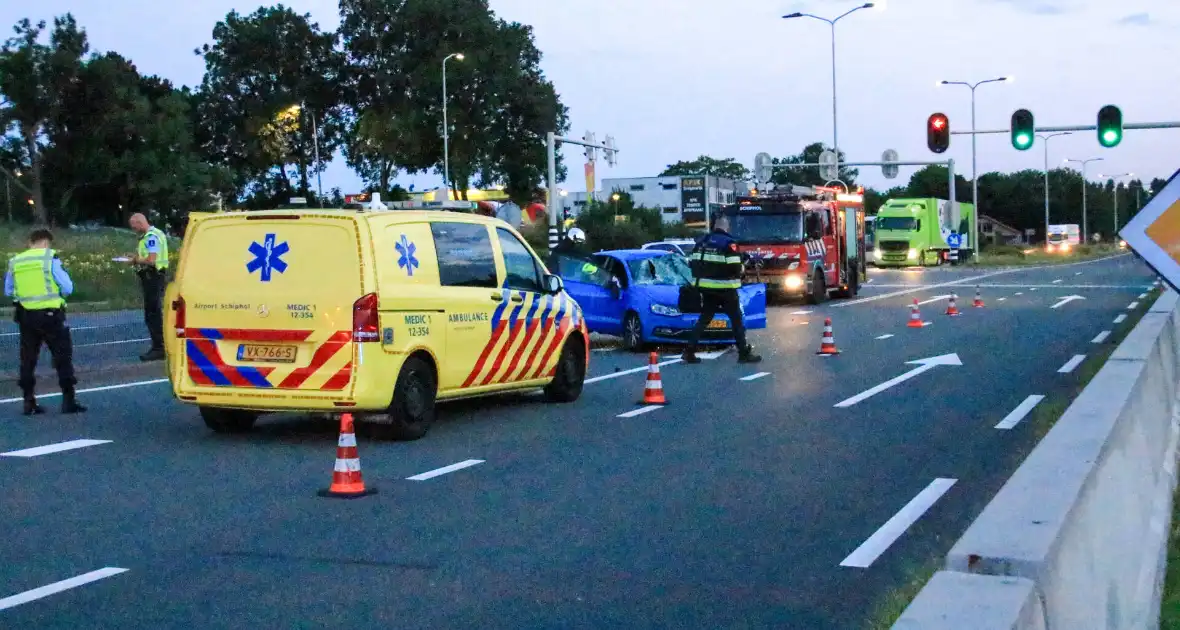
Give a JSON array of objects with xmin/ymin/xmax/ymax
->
[
  {"xmin": 816, "ymin": 317, "xmax": 840, "ymax": 355},
  {"xmin": 318, "ymin": 413, "xmax": 377, "ymax": 498},
  {"xmin": 639, "ymin": 352, "xmax": 668, "ymax": 405},
  {"xmin": 973, "ymin": 286, "xmax": 985, "ymax": 308},
  {"xmin": 908, "ymin": 298, "xmax": 925, "ymax": 328},
  {"xmin": 945, "ymin": 294, "xmax": 961, "ymax": 316}
]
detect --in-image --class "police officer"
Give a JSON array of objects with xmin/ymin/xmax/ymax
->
[
  {"xmin": 125, "ymin": 213, "xmax": 169, "ymax": 361},
  {"xmin": 548, "ymin": 227, "xmax": 590, "ymax": 273},
  {"xmin": 683, "ymin": 214, "xmax": 761, "ymax": 364},
  {"xmin": 5, "ymin": 229, "xmax": 86, "ymax": 415}
]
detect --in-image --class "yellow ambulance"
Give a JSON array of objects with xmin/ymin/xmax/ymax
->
[{"xmin": 163, "ymin": 204, "xmax": 588, "ymax": 440}]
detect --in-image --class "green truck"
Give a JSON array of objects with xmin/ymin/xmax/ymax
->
[{"xmin": 871, "ymin": 198, "xmax": 975, "ymax": 266}]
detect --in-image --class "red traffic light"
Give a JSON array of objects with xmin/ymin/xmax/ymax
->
[
  {"xmin": 932, "ymin": 117, "xmax": 946, "ymax": 130},
  {"xmin": 927, "ymin": 113, "xmax": 950, "ymax": 153}
]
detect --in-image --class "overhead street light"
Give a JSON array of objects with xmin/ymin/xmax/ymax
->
[
  {"xmin": 442, "ymin": 52, "xmax": 465, "ymax": 196},
  {"xmin": 783, "ymin": 3, "xmax": 879, "ymax": 169},
  {"xmin": 1064, "ymin": 157, "xmax": 1104, "ymax": 242},
  {"xmin": 1036, "ymin": 132, "xmax": 1071, "ymax": 243},
  {"xmin": 1098, "ymin": 172, "xmax": 1133, "ymax": 236}
]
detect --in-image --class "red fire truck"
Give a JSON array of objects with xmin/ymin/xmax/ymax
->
[{"xmin": 719, "ymin": 185, "xmax": 866, "ymax": 303}]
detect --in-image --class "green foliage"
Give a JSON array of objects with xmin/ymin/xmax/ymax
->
[
  {"xmin": 660, "ymin": 156, "xmax": 749, "ymax": 180},
  {"xmin": 572, "ymin": 190, "xmax": 692, "ymax": 251},
  {"xmin": 770, "ymin": 142, "xmax": 859, "ymax": 188}
]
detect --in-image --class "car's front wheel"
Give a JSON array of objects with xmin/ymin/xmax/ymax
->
[{"xmin": 621, "ymin": 312, "xmax": 645, "ymax": 352}]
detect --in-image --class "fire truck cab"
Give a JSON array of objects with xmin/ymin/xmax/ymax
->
[{"xmin": 720, "ymin": 185, "xmax": 866, "ymax": 303}]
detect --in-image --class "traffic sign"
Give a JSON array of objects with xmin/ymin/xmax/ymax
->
[
  {"xmin": 1121, "ymin": 168, "xmax": 1180, "ymax": 291},
  {"xmin": 882, "ymin": 149, "xmax": 900, "ymax": 179},
  {"xmin": 754, "ymin": 152, "xmax": 773, "ymax": 184},
  {"xmin": 819, "ymin": 150, "xmax": 839, "ymax": 181},
  {"xmin": 947, "ymin": 233, "xmax": 962, "ymax": 249}
]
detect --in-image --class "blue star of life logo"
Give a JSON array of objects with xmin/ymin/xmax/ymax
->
[
  {"xmin": 395, "ymin": 234, "xmax": 419, "ymax": 276},
  {"xmin": 246, "ymin": 233, "xmax": 289, "ymax": 282}
]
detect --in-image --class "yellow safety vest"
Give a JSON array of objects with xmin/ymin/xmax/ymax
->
[
  {"xmin": 9, "ymin": 248, "xmax": 65, "ymax": 310},
  {"xmin": 137, "ymin": 226, "xmax": 170, "ymax": 270}
]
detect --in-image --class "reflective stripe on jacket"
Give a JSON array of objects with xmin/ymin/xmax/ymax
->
[
  {"xmin": 9, "ymin": 248, "xmax": 64, "ymax": 310},
  {"xmin": 137, "ymin": 226, "xmax": 170, "ymax": 270},
  {"xmin": 689, "ymin": 230, "xmax": 743, "ymax": 290}
]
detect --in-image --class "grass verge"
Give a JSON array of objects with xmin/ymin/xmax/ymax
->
[
  {"xmin": 970, "ymin": 244, "xmax": 1123, "ymax": 267},
  {"xmin": 1, "ymin": 222, "xmax": 181, "ymax": 310},
  {"xmin": 865, "ymin": 285, "xmax": 1163, "ymax": 628}
]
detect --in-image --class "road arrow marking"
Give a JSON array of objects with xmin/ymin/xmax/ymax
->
[
  {"xmin": 834, "ymin": 353, "xmax": 962, "ymax": 408},
  {"xmin": 915, "ymin": 294, "xmax": 952, "ymax": 306},
  {"xmin": 1050, "ymin": 295, "xmax": 1085, "ymax": 309}
]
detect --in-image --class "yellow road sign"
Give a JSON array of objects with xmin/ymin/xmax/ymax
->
[{"xmin": 1121, "ymin": 169, "xmax": 1180, "ymax": 290}]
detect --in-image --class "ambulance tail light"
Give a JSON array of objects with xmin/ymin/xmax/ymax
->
[
  {"xmin": 352, "ymin": 293, "xmax": 381, "ymax": 342},
  {"xmin": 172, "ymin": 295, "xmax": 186, "ymax": 338}
]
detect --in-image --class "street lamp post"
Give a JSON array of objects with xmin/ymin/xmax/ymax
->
[
  {"xmin": 1036, "ymin": 132, "xmax": 1071, "ymax": 244},
  {"xmin": 300, "ymin": 101, "xmax": 323, "ymax": 202},
  {"xmin": 783, "ymin": 3, "xmax": 876, "ymax": 167},
  {"xmin": 1098, "ymin": 172, "xmax": 1133, "ymax": 238},
  {"xmin": 1064, "ymin": 157, "xmax": 1104, "ymax": 243},
  {"xmin": 441, "ymin": 52, "xmax": 465, "ymax": 198},
  {"xmin": 938, "ymin": 76, "xmax": 1010, "ymax": 258}
]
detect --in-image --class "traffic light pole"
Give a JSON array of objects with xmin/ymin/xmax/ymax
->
[
  {"xmin": 546, "ymin": 131, "xmax": 619, "ymax": 251},
  {"xmin": 767, "ymin": 158, "xmax": 975, "ymax": 259}
]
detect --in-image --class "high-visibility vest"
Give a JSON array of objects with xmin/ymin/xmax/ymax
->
[
  {"xmin": 137, "ymin": 226, "xmax": 170, "ymax": 270},
  {"xmin": 9, "ymin": 248, "xmax": 65, "ymax": 310},
  {"xmin": 689, "ymin": 231, "xmax": 743, "ymax": 290}
]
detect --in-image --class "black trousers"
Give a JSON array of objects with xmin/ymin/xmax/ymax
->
[
  {"xmin": 18, "ymin": 308, "xmax": 76, "ymax": 394},
  {"xmin": 140, "ymin": 269, "xmax": 165, "ymax": 350},
  {"xmin": 686, "ymin": 288, "xmax": 749, "ymax": 352}
]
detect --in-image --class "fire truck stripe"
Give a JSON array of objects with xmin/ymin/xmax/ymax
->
[
  {"xmin": 499, "ymin": 294, "xmax": 544, "ymax": 383},
  {"xmin": 480, "ymin": 292, "xmax": 528, "ymax": 386}
]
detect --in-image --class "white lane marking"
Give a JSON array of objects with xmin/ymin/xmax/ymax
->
[
  {"xmin": 790, "ymin": 310, "xmax": 813, "ymax": 315},
  {"xmin": 997, "ymin": 297, "xmax": 1007, "ymax": 302},
  {"xmin": 76, "ymin": 338, "xmax": 151, "ymax": 349},
  {"xmin": 1114, "ymin": 314, "xmax": 1128, "ymax": 324},
  {"xmin": 585, "ymin": 359, "xmax": 681, "ymax": 385},
  {"xmin": 591, "ymin": 347, "xmax": 617, "ymax": 353},
  {"xmin": 1030, "ymin": 287, "xmax": 1038, "ymax": 291},
  {"xmin": 1050, "ymin": 295, "xmax": 1085, "ymax": 309},
  {"xmin": 1058, "ymin": 355, "xmax": 1086, "ymax": 374},
  {"xmin": 839, "ymin": 478, "xmax": 957, "ymax": 568},
  {"xmin": 915, "ymin": 294, "xmax": 952, "ymax": 306},
  {"xmin": 0, "ymin": 324, "xmax": 126, "ymax": 338},
  {"xmin": 0, "ymin": 567, "xmax": 128, "ymax": 611},
  {"xmin": 919, "ymin": 321, "xmax": 933, "ymax": 328},
  {"xmin": 697, "ymin": 348, "xmax": 733, "ymax": 359},
  {"xmin": 0, "ymin": 378, "xmax": 170, "ymax": 404},
  {"xmin": 875, "ymin": 334, "xmax": 894, "ymax": 340},
  {"xmin": 1091, "ymin": 331, "xmax": 1111, "ymax": 344},
  {"xmin": 1139, "ymin": 292, "xmax": 1149, "ymax": 299},
  {"xmin": 1, "ymin": 439, "xmax": 112, "ymax": 458},
  {"xmin": 1075, "ymin": 272, "xmax": 1082, "ymax": 275},
  {"xmin": 406, "ymin": 459, "xmax": 484, "ymax": 481},
  {"xmin": 1128, "ymin": 301, "xmax": 1140, "ymax": 310},
  {"xmin": 1052, "ymin": 279, "xmax": 1063, "ymax": 284},
  {"xmin": 994, "ymin": 395, "xmax": 1046, "ymax": 430},
  {"xmin": 618, "ymin": 405, "xmax": 662, "ymax": 418},
  {"xmin": 740, "ymin": 372, "xmax": 770, "ymax": 382},
  {"xmin": 1015, "ymin": 292, "xmax": 1024, "ymax": 295},
  {"xmin": 868, "ymin": 283, "xmax": 1145, "ymax": 289},
  {"xmin": 834, "ymin": 354, "xmax": 960, "ymax": 408}
]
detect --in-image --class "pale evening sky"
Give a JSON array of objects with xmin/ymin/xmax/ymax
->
[{"xmin": 3, "ymin": 0, "xmax": 1177, "ymax": 195}]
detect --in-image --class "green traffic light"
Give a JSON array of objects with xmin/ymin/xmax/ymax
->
[
  {"xmin": 1101, "ymin": 129, "xmax": 1120, "ymax": 146},
  {"xmin": 1016, "ymin": 133, "xmax": 1031, "ymax": 147}
]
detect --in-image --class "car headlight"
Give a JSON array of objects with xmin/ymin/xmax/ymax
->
[
  {"xmin": 1119, "ymin": 240, "xmax": 1127, "ymax": 249},
  {"xmin": 873, "ymin": 249, "xmax": 882, "ymax": 259},
  {"xmin": 650, "ymin": 303, "xmax": 681, "ymax": 317},
  {"xmin": 907, "ymin": 248, "xmax": 919, "ymax": 260},
  {"xmin": 784, "ymin": 274, "xmax": 804, "ymax": 289}
]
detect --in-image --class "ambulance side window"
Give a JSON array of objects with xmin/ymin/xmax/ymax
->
[
  {"xmin": 495, "ymin": 227, "xmax": 543, "ymax": 292},
  {"xmin": 431, "ymin": 223, "xmax": 498, "ymax": 288}
]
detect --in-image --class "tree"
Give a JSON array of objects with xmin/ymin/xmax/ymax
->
[
  {"xmin": 660, "ymin": 156, "xmax": 749, "ymax": 180},
  {"xmin": 769, "ymin": 143, "xmax": 858, "ymax": 189},
  {"xmin": 0, "ymin": 15, "xmax": 88, "ymax": 223},
  {"xmin": 903, "ymin": 165, "xmax": 971, "ymax": 203},
  {"xmin": 195, "ymin": 5, "xmax": 346, "ymax": 200}
]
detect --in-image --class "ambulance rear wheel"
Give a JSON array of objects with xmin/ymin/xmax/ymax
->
[
  {"xmin": 200, "ymin": 406, "xmax": 258, "ymax": 433},
  {"xmin": 378, "ymin": 356, "xmax": 437, "ymax": 441},
  {"xmin": 544, "ymin": 337, "xmax": 585, "ymax": 403}
]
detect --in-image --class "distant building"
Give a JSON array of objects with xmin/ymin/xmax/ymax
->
[
  {"xmin": 558, "ymin": 175, "xmax": 751, "ymax": 226},
  {"xmin": 979, "ymin": 214, "xmax": 1024, "ymax": 245}
]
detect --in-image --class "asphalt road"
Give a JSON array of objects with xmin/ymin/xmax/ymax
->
[{"xmin": 0, "ymin": 254, "xmax": 1160, "ymax": 629}]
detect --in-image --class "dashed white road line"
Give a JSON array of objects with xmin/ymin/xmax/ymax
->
[
  {"xmin": 585, "ymin": 360, "xmax": 680, "ymax": 385},
  {"xmin": 1075, "ymin": 272, "xmax": 1083, "ymax": 276},
  {"xmin": 0, "ymin": 378, "xmax": 170, "ymax": 405},
  {"xmin": 740, "ymin": 372, "xmax": 770, "ymax": 382},
  {"xmin": 1058, "ymin": 355, "xmax": 1086, "ymax": 374},
  {"xmin": 790, "ymin": 310, "xmax": 813, "ymax": 315},
  {"xmin": 1091, "ymin": 331, "xmax": 1111, "ymax": 344},
  {"xmin": 875, "ymin": 334, "xmax": 894, "ymax": 340},
  {"xmin": 406, "ymin": 459, "xmax": 484, "ymax": 481},
  {"xmin": 998, "ymin": 297, "xmax": 1007, "ymax": 302},
  {"xmin": 0, "ymin": 567, "xmax": 128, "ymax": 611},
  {"xmin": 75, "ymin": 337, "xmax": 151, "ymax": 349},
  {"xmin": 0, "ymin": 324, "xmax": 125, "ymax": 338},
  {"xmin": 1052, "ymin": 279, "xmax": 1063, "ymax": 284},
  {"xmin": 1, "ymin": 439, "xmax": 112, "ymax": 458},
  {"xmin": 617, "ymin": 405, "xmax": 662, "ymax": 418},
  {"xmin": 915, "ymin": 294, "xmax": 952, "ymax": 306},
  {"xmin": 839, "ymin": 478, "xmax": 957, "ymax": 568},
  {"xmin": 1114, "ymin": 314, "xmax": 1128, "ymax": 324},
  {"xmin": 1128, "ymin": 301, "xmax": 1140, "ymax": 310},
  {"xmin": 995, "ymin": 395, "xmax": 1046, "ymax": 430},
  {"xmin": 1030, "ymin": 287, "xmax": 1038, "ymax": 291},
  {"xmin": 1139, "ymin": 292, "xmax": 1149, "ymax": 299},
  {"xmin": 1015, "ymin": 292, "xmax": 1024, "ymax": 295}
]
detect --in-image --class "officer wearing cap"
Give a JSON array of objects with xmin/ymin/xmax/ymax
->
[
  {"xmin": 5, "ymin": 228, "xmax": 86, "ymax": 415},
  {"xmin": 124, "ymin": 213, "xmax": 169, "ymax": 361},
  {"xmin": 683, "ymin": 214, "xmax": 761, "ymax": 364}
]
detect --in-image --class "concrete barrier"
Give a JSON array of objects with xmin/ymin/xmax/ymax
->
[{"xmin": 895, "ymin": 290, "xmax": 1180, "ymax": 629}]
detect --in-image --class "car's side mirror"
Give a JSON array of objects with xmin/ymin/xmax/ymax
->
[{"xmin": 543, "ymin": 274, "xmax": 563, "ymax": 293}]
